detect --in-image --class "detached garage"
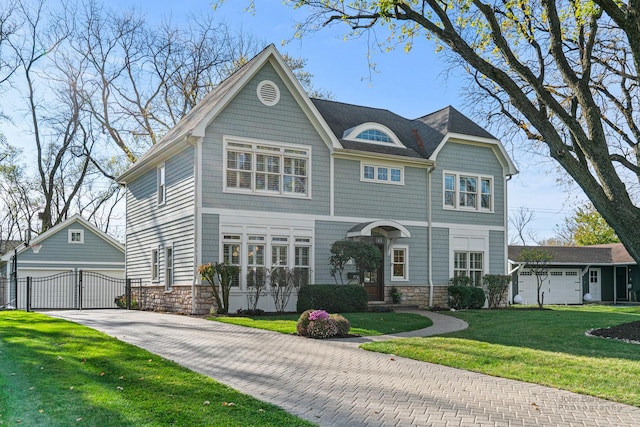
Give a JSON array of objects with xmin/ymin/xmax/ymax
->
[
  {"xmin": 509, "ymin": 244, "xmax": 640, "ymax": 305},
  {"xmin": 1, "ymin": 215, "xmax": 125, "ymax": 309}
]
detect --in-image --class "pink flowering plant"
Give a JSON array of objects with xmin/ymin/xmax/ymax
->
[
  {"xmin": 296, "ymin": 309, "xmax": 350, "ymax": 339},
  {"xmin": 308, "ymin": 309, "xmax": 330, "ymax": 321}
]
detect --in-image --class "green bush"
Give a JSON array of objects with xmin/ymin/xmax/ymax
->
[
  {"xmin": 483, "ymin": 274, "xmax": 511, "ymax": 309},
  {"xmin": 448, "ymin": 285, "xmax": 486, "ymax": 309},
  {"xmin": 297, "ymin": 285, "xmax": 368, "ymax": 313}
]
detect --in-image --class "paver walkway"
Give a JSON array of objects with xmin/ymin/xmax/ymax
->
[{"xmin": 47, "ymin": 310, "xmax": 640, "ymax": 426}]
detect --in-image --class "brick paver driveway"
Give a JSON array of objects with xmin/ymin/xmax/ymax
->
[{"xmin": 47, "ymin": 310, "xmax": 640, "ymax": 426}]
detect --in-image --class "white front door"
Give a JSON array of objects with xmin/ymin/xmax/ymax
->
[{"xmin": 589, "ymin": 268, "xmax": 601, "ymax": 301}]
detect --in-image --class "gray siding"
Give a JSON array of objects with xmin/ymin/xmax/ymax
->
[
  {"xmin": 333, "ymin": 159, "xmax": 428, "ymax": 221},
  {"xmin": 431, "ymin": 227, "xmax": 450, "ymax": 285},
  {"xmin": 431, "ymin": 142, "xmax": 505, "ymax": 227},
  {"xmin": 18, "ymin": 222, "xmax": 123, "ymax": 266},
  {"xmin": 489, "ymin": 230, "xmax": 506, "ymax": 274},
  {"xmin": 201, "ymin": 214, "xmax": 220, "ymax": 265},
  {"xmin": 126, "ymin": 147, "xmax": 195, "ymax": 283},
  {"xmin": 201, "ymin": 63, "xmax": 331, "ymax": 215},
  {"xmin": 315, "ymin": 221, "xmax": 353, "ymax": 284}
]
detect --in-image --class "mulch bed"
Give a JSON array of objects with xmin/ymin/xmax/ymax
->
[{"xmin": 588, "ymin": 320, "xmax": 640, "ymax": 344}]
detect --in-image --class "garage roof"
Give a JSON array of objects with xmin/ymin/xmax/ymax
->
[{"xmin": 508, "ymin": 243, "xmax": 635, "ymax": 265}]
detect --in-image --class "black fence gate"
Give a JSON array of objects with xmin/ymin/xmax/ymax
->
[{"xmin": 9, "ymin": 271, "xmax": 141, "ymax": 311}]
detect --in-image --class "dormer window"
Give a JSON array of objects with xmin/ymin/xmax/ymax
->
[
  {"xmin": 356, "ymin": 129, "xmax": 393, "ymax": 143},
  {"xmin": 343, "ymin": 123, "xmax": 404, "ymax": 147}
]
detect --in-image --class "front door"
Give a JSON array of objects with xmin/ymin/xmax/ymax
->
[
  {"xmin": 363, "ymin": 244, "xmax": 384, "ymax": 301},
  {"xmin": 616, "ymin": 267, "xmax": 628, "ymax": 301}
]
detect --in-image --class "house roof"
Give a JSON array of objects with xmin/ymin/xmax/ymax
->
[
  {"xmin": 119, "ymin": 44, "xmax": 517, "ymax": 182},
  {"xmin": 311, "ymin": 98, "xmax": 442, "ymax": 159},
  {"xmin": 416, "ymin": 106, "xmax": 496, "ymax": 140},
  {"xmin": 509, "ymin": 243, "xmax": 635, "ymax": 265}
]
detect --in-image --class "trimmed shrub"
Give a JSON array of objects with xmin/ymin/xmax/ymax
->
[
  {"xmin": 448, "ymin": 285, "xmax": 486, "ymax": 310},
  {"xmin": 329, "ymin": 313, "xmax": 351, "ymax": 336},
  {"xmin": 296, "ymin": 285, "xmax": 368, "ymax": 313},
  {"xmin": 483, "ymin": 274, "xmax": 511, "ymax": 309}
]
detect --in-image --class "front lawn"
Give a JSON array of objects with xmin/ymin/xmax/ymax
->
[
  {"xmin": 0, "ymin": 311, "xmax": 313, "ymax": 427},
  {"xmin": 361, "ymin": 305, "xmax": 640, "ymax": 406},
  {"xmin": 212, "ymin": 312, "xmax": 433, "ymax": 336}
]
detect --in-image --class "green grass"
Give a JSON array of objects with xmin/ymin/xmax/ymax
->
[
  {"xmin": 0, "ymin": 311, "xmax": 314, "ymax": 427},
  {"xmin": 361, "ymin": 305, "xmax": 640, "ymax": 406},
  {"xmin": 212, "ymin": 312, "xmax": 433, "ymax": 336}
]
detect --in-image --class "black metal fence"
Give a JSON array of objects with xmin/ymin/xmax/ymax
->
[{"xmin": 8, "ymin": 271, "xmax": 141, "ymax": 311}]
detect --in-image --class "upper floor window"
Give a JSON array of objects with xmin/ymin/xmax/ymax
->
[
  {"xmin": 157, "ymin": 164, "xmax": 166, "ymax": 206},
  {"xmin": 68, "ymin": 229, "xmax": 84, "ymax": 244},
  {"xmin": 356, "ymin": 129, "xmax": 393, "ymax": 143},
  {"xmin": 225, "ymin": 139, "xmax": 310, "ymax": 198},
  {"xmin": 444, "ymin": 171, "xmax": 493, "ymax": 212},
  {"xmin": 361, "ymin": 163, "xmax": 404, "ymax": 185},
  {"xmin": 343, "ymin": 123, "xmax": 405, "ymax": 147}
]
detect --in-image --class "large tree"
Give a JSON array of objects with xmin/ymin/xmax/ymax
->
[
  {"xmin": 267, "ymin": 0, "xmax": 640, "ymax": 264},
  {"xmin": 556, "ymin": 202, "xmax": 619, "ymax": 246}
]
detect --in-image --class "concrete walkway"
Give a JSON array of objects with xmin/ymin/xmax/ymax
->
[{"xmin": 47, "ymin": 310, "xmax": 640, "ymax": 426}]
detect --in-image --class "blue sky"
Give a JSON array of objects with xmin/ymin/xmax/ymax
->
[{"xmin": 8, "ymin": 0, "xmax": 583, "ymax": 242}]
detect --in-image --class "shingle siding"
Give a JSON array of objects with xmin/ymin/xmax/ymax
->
[
  {"xmin": 200, "ymin": 64, "xmax": 330, "ymax": 215},
  {"xmin": 201, "ymin": 214, "xmax": 219, "ymax": 265},
  {"xmin": 431, "ymin": 227, "xmax": 450, "ymax": 285},
  {"xmin": 489, "ymin": 230, "xmax": 506, "ymax": 273},
  {"xmin": 431, "ymin": 142, "xmax": 505, "ymax": 227},
  {"xmin": 334, "ymin": 159, "xmax": 428, "ymax": 220}
]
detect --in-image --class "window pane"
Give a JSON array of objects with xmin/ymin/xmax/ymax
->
[
  {"xmin": 364, "ymin": 165, "xmax": 375, "ymax": 179},
  {"xmin": 390, "ymin": 168, "xmax": 401, "ymax": 182},
  {"xmin": 445, "ymin": 174, "xmax": 455, "ymax": 191},
  {"xmin": 377, "ymin": 167, "xmax": 388, "ymax": 181},
  {"xmin": 239, "ymin": 172, "xmax": 252, "ymax": 189}
]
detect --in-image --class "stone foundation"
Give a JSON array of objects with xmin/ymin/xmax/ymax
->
[
  {"xmin": 132, "ymin": 284, "xmax": 215, "ymax": 315},
  {"xmin": 385, "ymin": 285, "xmax": 450, "ymax": 309}
]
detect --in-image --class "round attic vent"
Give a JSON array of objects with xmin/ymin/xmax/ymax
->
[{"xmin": 257, "ymin": 80, "xmax": 280, "ymax": 106}]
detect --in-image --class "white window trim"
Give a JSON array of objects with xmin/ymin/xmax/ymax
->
[
  {"xmin": 164, "ymin": 243, "xmax": 174, "ymax": 291},
  {"xmin": 157, "ymin": 163, "xmax": 166, "ymax": 206},
  {"xmin": 442, "ymin": 170, "xmax": 494, "ymax": 212},
  {"xmin": 390, "ymin": 245, "xmax": 409, "ymax": 282},
  {"xmin": 68, "ymin": 229, "xmax": 84, "ymax": 244},
  {"xmin": 343, "ymin": 122, "xmax": 405, "ymax": 147},
  {"xmin": 218, "ymin": 225, "xmax": 314, "ymax": 291},
  {"xmin": 361, "ymin": 162, "xmax": 404, "ymax": 185},
  {"xmin": 223, "ymin": 136, "xmax": 312, "ymax": 199}
]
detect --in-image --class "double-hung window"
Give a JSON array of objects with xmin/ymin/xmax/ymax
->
[
  {"xmin": 453, "ymin": 251, "xmax": 484, "ymax": 286},
  {"xmin": 151, "ymin": 248, "xmax": 159, "ymax": 281},
  {"xmin": 294, "ymin": 238, "xmax": 311, "ymax": 286},
  {"xmin": 444, "ymin": 171, "xmax": 493, "ymax": 211},
  {"xmin": 391, "ymin": 247, "xmax": 408, "ymax": 281},
  {"xmin": 222, "ymin": 235, "xmax": 241, "ymax": 287},
  {"xmin": 225, "ymin": 139, "xmax": 310, "ymax": 197},
  {"xmin": 271, "ymin": 237, "xmax": 289, "ymax": 287},
  {"xmin": 157, "ymin": 164, "xmax": 166, "ymax": 205},
  {"xmin": 164, "ymin": 245, "xmax": 173, "ymax": 290},
  {"xmin": 247, "ymin": 235, "xmax": 266, "ymax": 286}
]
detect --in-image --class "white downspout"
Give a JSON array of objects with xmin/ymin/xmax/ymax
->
[
  {"xmin": 427, "ymin": 165, "xmax": 435, "ymax": 307},
  {"xmin": 505, "ymin": 174, "xmax": 512, "ymax": 302},
  {"xmin": 190, "ymin": 135, "xmax": 200, "ymax": 315}
]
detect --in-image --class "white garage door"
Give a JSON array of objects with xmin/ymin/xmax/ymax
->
[{"xmin": 518, "ymin": 269, "xmax": 582, "ymax": 305}]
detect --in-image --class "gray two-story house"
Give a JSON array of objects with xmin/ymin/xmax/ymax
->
[{"xmin": 118, "ymin": 45, "xmax": 518, "ymax": 314}]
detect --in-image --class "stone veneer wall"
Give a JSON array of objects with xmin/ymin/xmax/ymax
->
[
  {"xmin": 385, "ymin": 285, "xmax": 449, "ymax": 309},
  {"xmin": 386, "ymin": 285, "xmax": 509, "ymax": 309},
  {"xmin": 132, "ymin": 285, "xmax": 215, "ymax": 315}
]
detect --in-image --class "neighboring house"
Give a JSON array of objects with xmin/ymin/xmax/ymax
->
[
  {"xmin": 0, "ymin": 215, "xmax": 126, "ymax": 308},
  {"xmin": 118, "ymin": 44, "xmax": 518, "ymax": 315},
  {"xmin": 509, "ymin": 244, "xmax": 640, "ymax": 305}
]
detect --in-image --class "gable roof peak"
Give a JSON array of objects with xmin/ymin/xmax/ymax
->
[{"xmin": 416, "ymin": 105, "xmax": 496, "ymax": 140}]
